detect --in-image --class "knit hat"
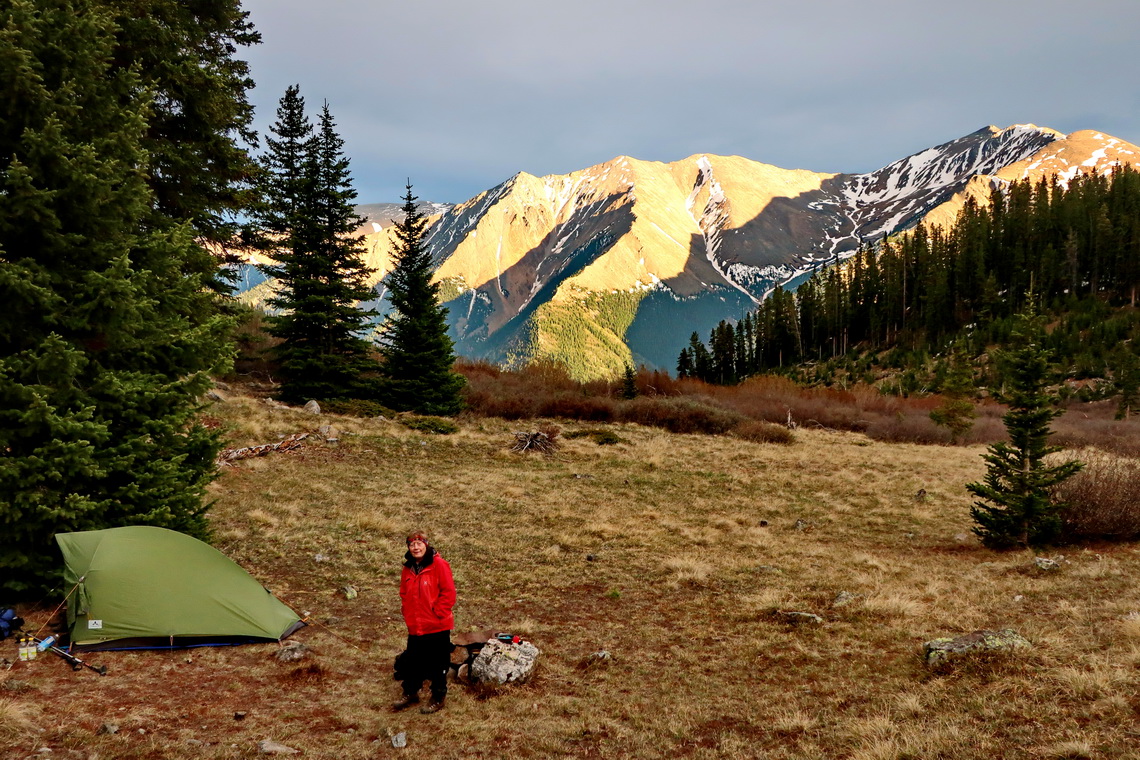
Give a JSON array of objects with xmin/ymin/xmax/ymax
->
[{"xmin": 406, "ymin": 531, "xmax": 429, "ymax": 546}]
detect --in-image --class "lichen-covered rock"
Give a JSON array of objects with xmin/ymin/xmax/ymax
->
[
  {"xmin": 1034, "ymin": 556, "xmax": 1063, "ymax": 572},
  {"xmin": 923, "ymin": 629, "xmax": 1032, "ymax": 668},
  {"xmin": 469, "ymin": 638, "xmax": 540, "ymax": 685}
]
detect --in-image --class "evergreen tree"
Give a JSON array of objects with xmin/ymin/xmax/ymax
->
[
  {"xmin": 621, "ymin": 363, "xmax": 638, "ymax": 399},
  {"xmin": 966, "ymin": 307, "xmax": 1082, "ymax": 548},
  {"xmin": 929, "ymin": 341, "xmax": 977, "ymax": 443},
  {"xmin": 379, "ymin": 184, "xmax": 466, "ymax": 415},
  {"xmin": 687, "ymin": 332, "xmax": 712, "ymax": 381},
  {"xmin": 676, "ymin": 347, "xmax": 693, "ymax": 379},
  {"xmin": 256, "ymin": 90, "xmax": 380, "ymax": 403},
  {"xmin": 0, "ymin": 0, "xmax": 231, "ymax": 594},
  {"xmin": 1113, "ymin": 347, "xmax": 1140, "ymax": 420}
]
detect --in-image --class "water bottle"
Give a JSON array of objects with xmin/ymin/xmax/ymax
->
[{"xmin": 17, "ymin": 636, "xmax": 28, "ymax": 661}]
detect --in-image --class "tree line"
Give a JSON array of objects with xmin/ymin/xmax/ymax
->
[{"xmin": 679, "ymin": 165, "xmax": 1140, "ymax": 387}]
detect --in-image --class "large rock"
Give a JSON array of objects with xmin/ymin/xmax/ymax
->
[
  {"xmin": 923, "ymin": 629, "xmax": 1032, "ymax": 668},
  {"xmin": 469, "ymin": 638, "xmax": 540, "ymax": 685}
]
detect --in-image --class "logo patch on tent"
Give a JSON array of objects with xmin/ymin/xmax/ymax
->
[{"xmin": 88, "ymin": 620, "xmax": 103, "ymax": 629}]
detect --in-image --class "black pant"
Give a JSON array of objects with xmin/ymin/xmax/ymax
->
[{"xmin": 401, "ymin": 630, "xmax": 452, "ymax": 701}]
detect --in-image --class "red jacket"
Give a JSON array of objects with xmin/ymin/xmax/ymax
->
[{"xmin": 400, "ymin": 549, "xmax": 456, "ymax": 636}]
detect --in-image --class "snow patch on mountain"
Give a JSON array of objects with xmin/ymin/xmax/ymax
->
[{"xmin": 834, "ymin": 124, "xmax": 1061, "ymax": 241}]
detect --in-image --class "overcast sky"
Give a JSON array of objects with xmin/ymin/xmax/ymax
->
[{"xmin": 241, "ymin": 0, "xmax": 1140, "ymax": 205}]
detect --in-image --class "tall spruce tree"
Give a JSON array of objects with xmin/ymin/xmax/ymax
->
[
  {"xmin": 104, "ymin": 0, "xmax": 261, "ymax": 249},
  {"xmin": 0, "ymin": 0, "xmax": 232, "ymax": 594},
  {"xmin": 256, "ymin": 89, "xmax": 380, "ymax": 403},
  {"xmin": 379, "ymin": 185, "xmax": 465, "ymax": 415},
  {"xmin": 966, "ymin": 306, "xmax": 1082, "ymax": 548}
]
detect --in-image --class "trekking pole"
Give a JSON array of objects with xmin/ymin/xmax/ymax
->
[{"xmin": 34, "ymin": 636, "xmax": 107, "ymax": 676}]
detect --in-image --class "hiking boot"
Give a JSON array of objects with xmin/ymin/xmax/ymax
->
[
  {"xmin": 391, "ymin": 695, "xmax": 420, "ymax": 712},
  {"xmin": 419, "ymin": 699, "xmax": 445, "ymax": 714}
]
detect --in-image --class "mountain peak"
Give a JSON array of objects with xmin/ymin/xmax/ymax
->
[{"xmin": 284, "ymin": 123, "xmax": 1140, "ymax": 380}]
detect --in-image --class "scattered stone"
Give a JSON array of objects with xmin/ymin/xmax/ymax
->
[
  {"xmin": 585, "ymin": 554, "xmax": 596, "ymax": 562},
  {"xmin": 578, "ymin": 650, "xmax": 612, "ymax": 670},
  {"xmin": 138, "ymin": 729, "xmax": 146, "ymax": 735},
  {"xmin": 98, "ymin": 723, "xmax": 119, "ymax": 735},
  {"xmin": 274, "ymin": 641, "xmax": 309, "ymax": 663},
  {"xmin": 35, "ymin": 748, "xmax": 51, "ymax": 754},
  {"xmin": 1121, "ymin": 611, "xmax": 1140, "ymax": 622},
  {"xmin": 832, "ymin": 591, "xmax": 860, "ymax": 608},
  {"xmin": 953, "ymin": 533, "xmax": 972, "ymax": 544},
  {"xmin": 573, "ymin": 473, "xmax": 593, "ymax": 479},
  {"xmin": 1034, "ymin": 556, "xmax": 1063, "ymax": 572},
  {"xmin": 923, "ymin": 629, "xmax": 1032, "ymax": 668},
  {"xmin": 324, "ymin": 616, "xmax": 342, "ymax": 627},
  {"xmin": 314, "ymin": 553, "xmax": 329, "ymax": 563},
  {"xmin": 1013, "ymin": 595, "xmax": 1024, "ymax": 603},
  {"xmin": 391, "ymin": 732, "xmax": 407, "ymax": 749},
  {"xmin": 776, "ymin": 611, "xmax": 824, "ymax": 626},
  {"xmin": 206, "ymin": 389, "xmax": 228, "ymax": 402},
  {"xmin": 341, "ymin": 585, "xmax": 357, "ymax": 600},
  {"xmin": 213, "ymin": 381, "xmax": 232, "ymax": 392},
  {"xmin": 318, "ymin": 424, "xmax": 340, "ymax": 443},
  {"xmin": 258, "ymin": 739, "xmax": 300, "ymax": 755},
  {"xmin": 469, "ymin": 638, "xmax": 540, "ymax": 685},
  {"xmin": 234, "ymin": 712, "xmax": 247, "ymax": 721},
  {"xmin": 186, "ymin": 739, "xmax": 204, "ymax": 746},
  {"xmin": 302, "ymin": 400, "xmax": 321, "ymax": 415},
  {"xmin": 792, "ymin": 519, "xmax": 813, "ymax": 533},
  {"xmin": 759, "ymin": 520, "xmax": 769, "ymax": 527}
]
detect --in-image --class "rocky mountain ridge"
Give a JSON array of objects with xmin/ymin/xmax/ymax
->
[{"xmin": 240, "ymin": 125, "xmax": 1140, "ymax": 380}]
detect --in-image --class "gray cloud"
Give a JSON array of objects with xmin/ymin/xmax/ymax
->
[{"xmin": 242, "ymin": 0, "xmax": 1140, "ymax": 204}]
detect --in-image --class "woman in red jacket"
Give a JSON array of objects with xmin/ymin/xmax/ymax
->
[{"xmin": 392, "ymin": 531, "xmax": 456, "ymax": 714}]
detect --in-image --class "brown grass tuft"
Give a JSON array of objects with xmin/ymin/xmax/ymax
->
[
  {"xmin": 282, "ymin": 661, "xmax": 327, "ymax": 683},
  {"xmin": 732, "ymin": 419, "xmax": 795, "ymax": 444}
]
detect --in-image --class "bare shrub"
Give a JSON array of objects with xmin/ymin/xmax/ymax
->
[
  {"xmin": 1054, "ymin": 408, "xmax": 1140, "ymax": 458},
  {"xmin": 864, "ymin": 414, "xmax": 952, "ymax": 445},
  {"xmin": 616, "ymin": 396, "xmax": 746, "ymax": 434},
  {"xmin": 536, "ymin": 393, "xmax": 615, "ymax": 422},
  {"xmin": 1053, "ymin": 449, "xmax": 1140, "ymax": 541},
  {"xmin": 732, "ymin": 420, "xmax": 795, "ymax": 445}
]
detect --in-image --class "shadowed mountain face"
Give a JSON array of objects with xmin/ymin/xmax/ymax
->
[{"xmin": 242, "ymin": 125, "xmax": 1140, "ymax": 381}]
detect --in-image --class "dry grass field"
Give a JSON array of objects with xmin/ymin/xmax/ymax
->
[{"xmin": 4, "ymin": 395, "xmax": 1140, "ymax": 759}]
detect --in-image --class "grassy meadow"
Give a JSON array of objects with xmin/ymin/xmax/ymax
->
[{"xmin": 4, "ymin": 393, "xmax": 1140, "ymax": 759}]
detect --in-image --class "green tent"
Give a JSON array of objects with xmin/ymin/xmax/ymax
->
[{"xmin": 56, "ymin": 526, "xmax": 304, "ymax": 651}]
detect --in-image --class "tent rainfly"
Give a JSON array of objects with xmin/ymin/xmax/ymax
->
[{"xmin": 55, "ymin": 526, "xmax": 304, "ymax": 651}]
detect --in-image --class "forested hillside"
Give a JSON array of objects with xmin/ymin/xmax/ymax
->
[{"xmin": 681, "ymin": 166, "xmax": 1140, "ymax": 395}]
